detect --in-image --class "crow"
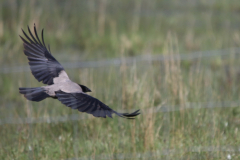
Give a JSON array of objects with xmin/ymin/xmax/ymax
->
[{"xmin": 19, "ymin": 24, "xmax": 140, "ymax": 119}]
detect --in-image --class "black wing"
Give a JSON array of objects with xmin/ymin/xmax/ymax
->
[
  {"xmin": 20, "ymin": 24, "xmax": 65, "ymax": 85},
  {"xmin": 55, "ymin": 90, "xmax": 140, "ymax": 119}
]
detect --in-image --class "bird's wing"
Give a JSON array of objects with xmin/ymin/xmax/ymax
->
[
  {"xmin": 20, "ymin": 24, "xmax": 66, "ymax": 85},
  {"xmin": 55, "ymin": 90, "xmax": 140, "ymax": 119}
]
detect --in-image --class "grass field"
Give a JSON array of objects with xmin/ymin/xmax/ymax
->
[{"xmin": 1, "ymin": 0, "xmax": 240, "ymax": 159}]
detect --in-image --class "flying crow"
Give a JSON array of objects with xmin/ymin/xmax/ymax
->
[{"xmin": 19, "ymin": 24, "xmax": 140, "ymax": 119}]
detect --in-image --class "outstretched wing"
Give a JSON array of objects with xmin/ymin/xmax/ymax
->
[
  {"xmin": 20, "ymin": 24, "xmax": 65, "ymax": 85},
  {"xmin": 55, "ymin": 90, "xmax": 140, "ymax": 119}
]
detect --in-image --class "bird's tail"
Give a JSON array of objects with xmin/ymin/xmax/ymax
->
[
  {"xmin": 114, "ymin": 109, "xmax": 141, "ymax": 119},
  {"xmin": 19, "ymin": 87, "xmax": 49, "ymax": 102}
]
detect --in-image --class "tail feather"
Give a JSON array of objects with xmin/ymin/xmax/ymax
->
[{"xmin": 19, "ymin": 87, "xmax": 49, "ymax": 102}]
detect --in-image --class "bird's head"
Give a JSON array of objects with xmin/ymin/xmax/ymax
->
[{"xmin": 79, "ymin": 84, "xmax": 92, "ymax": 93}]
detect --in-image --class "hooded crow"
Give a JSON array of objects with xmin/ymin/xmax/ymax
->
[{"xmin": 19, "ymin": 24, "xmax": 140, "ymax": 119}]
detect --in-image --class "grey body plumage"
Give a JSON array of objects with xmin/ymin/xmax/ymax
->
[{"xmin": 19, "ymin": 24, "xmax": 140, "ymax": 119}]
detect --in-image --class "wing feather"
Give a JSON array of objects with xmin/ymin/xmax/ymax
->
[
  {"xmin": 20, "ymin": 25, "xmax": 65, "ymax": 85},
  {"xmin": 55, "ymin": 90, "xmax": 140, "ymax": 119}
]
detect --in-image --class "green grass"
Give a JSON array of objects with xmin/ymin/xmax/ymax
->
[{"xmin": 1, "ymin": 0, "xmax": 240, "ymax": 159}]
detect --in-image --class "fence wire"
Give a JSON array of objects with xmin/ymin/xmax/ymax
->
[
  {"xmin": 1, "ymin": 100, "xmax": 239, "ymax": 125},
  {"xmin": 1, "ymin": 48, "xmax": 240, "ymax": 74}
]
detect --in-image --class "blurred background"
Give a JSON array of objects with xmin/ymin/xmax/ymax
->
[{"xmin": 1, "ymin": 0, "xmax": 240, "ymax": 159}]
